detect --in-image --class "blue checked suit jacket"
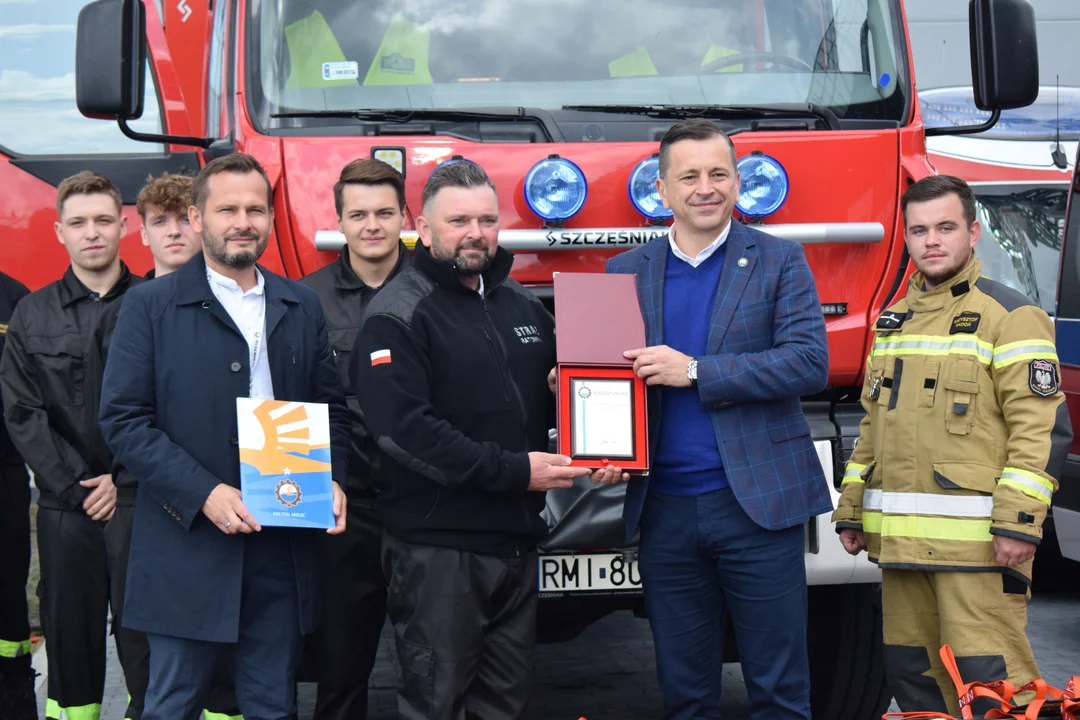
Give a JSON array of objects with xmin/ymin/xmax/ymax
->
[{"xmin": 606, "ymin": 220, "xmax": 834, "ymax": 542}]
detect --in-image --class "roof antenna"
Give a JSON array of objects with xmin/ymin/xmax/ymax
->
[{"xmin": 1052, "ymin": 74, "xmax": 1068, "ymax": 170}]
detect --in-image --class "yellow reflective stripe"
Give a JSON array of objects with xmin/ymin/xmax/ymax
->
[
  {"xmin": 863, "ymin": 510, "xmax": 882, "ymax": 533},
  {"xmin": 999, "ymin": 479, "xmax": 1052, "ymax": 505},
  {"xmin": 0, "ymin": 638, "xmax": 30, "ymax": 657},
  {"xmin": 203, "ymin": 712, "xmax": 244, "ymax": 720},
  {"xmin": 1000, "ymin": 467, "xmax": 1054, "ymax": 504},
  {"xmin": 872, "ymin": 334, "xmax": 993, "ymax": 363},
  {"xmin": 841, "ymin": 477, "xmax": 865, "ymax": 486},
  {"xmin": 46, "ymin": 698, "xmax": 101, "ymax": 720},
  {"xmin": 879, "ymin": 515, "xmax": 992, "ymax": 541},
  {"xmin": 842, "ymin": 462, "xmax": 867, "ymax": 485},
  {"xmin": 992, "ymin": 340, "xmax": 1058, "ymax": 369}
]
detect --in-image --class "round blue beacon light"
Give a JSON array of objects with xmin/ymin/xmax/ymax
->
[
  {"xmin": 735, "ymin": 153, "xmax": 789, "ymax": 218},
  {"xmin": 627, "ymin": 156, "xmax": 672, "ymax": 220},
  {"xmin": 524, "ymin": 156, "xmax": 588, "ymax": 222}
]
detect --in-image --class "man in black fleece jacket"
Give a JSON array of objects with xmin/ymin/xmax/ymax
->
[{"xmin": 351, "ymin": 159, "xmax": 590, "ymax": 719}]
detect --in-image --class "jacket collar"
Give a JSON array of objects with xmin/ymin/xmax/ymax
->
[
  {"xmin": 333, "ymin": 239, "xmax": 413, "ymax": 291},
  {"xmin": 175, "ymin": 251, "xmax": 298, "ymax": 308},
  {"xmin": 58, "ymin": 262, "xmax": 135, "ymax": 307},
  {"xmin": 905, "ymin": 255, "xmax": 981, "ymax": 313},
  {"xmin": 413, "ymin": 240, "xmax": 514, "ymax": 295},
  {"xmin": 638, "ymin": 220, "xmax": 755, "ymax": 350}
]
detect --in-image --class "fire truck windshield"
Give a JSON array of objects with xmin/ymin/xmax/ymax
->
[{"xmin": 246, "ymin": 0, "xmax": 909, "ymax": 136}]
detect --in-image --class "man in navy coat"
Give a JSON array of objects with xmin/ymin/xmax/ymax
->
[
  {"xmin": 99, "ymin": 153, "xmax": 349, "ymax": 720},
  {"xmin": 604, "ymin": 119, "xmax": 832, "ymax": 719}
]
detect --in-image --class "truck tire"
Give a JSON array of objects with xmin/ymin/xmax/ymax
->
[{"xmin": 807, "ymin": 583, "xmax": 892, "ymax": 720}]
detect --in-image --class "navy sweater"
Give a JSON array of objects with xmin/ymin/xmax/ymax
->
[{"xmin": 652, "ymin": 244, "xmax": 728, "ymax": 495}]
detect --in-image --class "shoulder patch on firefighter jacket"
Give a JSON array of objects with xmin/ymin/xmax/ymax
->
[
  {"xmin": 1029, "ymin": 359, "xmax": 1059, "ymax": 397},
  {"xmin": 876, "ymin": 310, "xmax": 907, "ymax": 330},
  {"xmin": 949, "ymin": 312, "xmax": 981, "ymax": 334}
]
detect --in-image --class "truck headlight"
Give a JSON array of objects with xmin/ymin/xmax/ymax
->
[
  {"xmin": 735, "ymin": 153, "xmax": 789, "ymax": 218},
  {"xmin": 524, "ymin": 156, "xmax": 587, "ymax": 223},
  {"xmin": 628, "ymin": 156, "xmax": 672, "ymax": 220}
]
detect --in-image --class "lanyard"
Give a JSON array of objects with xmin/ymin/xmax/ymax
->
[
  {"xmin": 247, "ymin": 301, "xmax": 266, "ymax": 397},
  {"xmin": 208, "ymin": 270, "xmax": 268, "ymax": 397}
]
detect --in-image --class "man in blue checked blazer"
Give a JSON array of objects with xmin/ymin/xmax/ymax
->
[{"xmin": 601, "ymin": 119, "xmax": 832, "ymax": 720}]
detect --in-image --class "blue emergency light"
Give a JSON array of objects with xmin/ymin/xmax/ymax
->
[
  {"xmin": 627, "ymin": 156, "xmax": 673, "ymax": 221},
  {"xmin": 524, "ymin": 156, "xmax": 588, "ymax": 223},
  {"xmin": 735, "ymin": 153, "xmax": 789, "ymax": 218}
]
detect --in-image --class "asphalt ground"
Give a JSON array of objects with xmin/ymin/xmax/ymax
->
[{"xmin": 30, "ymin": 580, "xmax": 1080, "ymax": 719}]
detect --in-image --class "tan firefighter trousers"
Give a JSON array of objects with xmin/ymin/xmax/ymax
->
[{"xmin": 881, "ymin": 568, "xmax": 1040, "ymax": 716}]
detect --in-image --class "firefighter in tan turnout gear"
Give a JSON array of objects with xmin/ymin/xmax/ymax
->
[{"xmin": 832, "ymin": 175, "xmax": 1072, "ymax": 716}]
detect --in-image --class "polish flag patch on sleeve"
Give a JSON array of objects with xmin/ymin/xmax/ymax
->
[{"xmin": 370, "ymin": 349, "xmax": 392, "ymax": 366}]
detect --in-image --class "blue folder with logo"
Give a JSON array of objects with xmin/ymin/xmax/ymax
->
[{"xmin": 237, "ymin": 397, "xmax": 334, "ymax": 529}]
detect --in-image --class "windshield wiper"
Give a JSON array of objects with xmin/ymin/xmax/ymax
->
[
  {"xmin": 560, "ymin": 103, "xmax": 841, "ymax": 131},
  {"xmin": 270, "ymin": 107, "xmax": 565, "ymax": 142}
]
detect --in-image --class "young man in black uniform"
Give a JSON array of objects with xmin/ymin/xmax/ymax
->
[
  {"xmin": 0, "ymin": 172, "xmax": 147, "ymax": 720},
  {"xmin": 137, "ymin": 172, "xmax": 202, "ymax": 280},
  {"xmin": 0, "ymin": 270, "xmax": 34, "ymax": 720},
  {"xmin": 352, "ymin": 159, "xmax": 591, "ymax": 719},
  {"xmin": 300, "ymin": 158, "xmax": 412, "ymax": 720}
]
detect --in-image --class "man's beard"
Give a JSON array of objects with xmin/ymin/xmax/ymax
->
[
  {"xmin": 432, "ymin": 238, "xmax": 493, "ymax": 277},
  {"xmin": 203, "ymin": 229, "xmax": 266, "ymax": 270},
  {"xmin": 922, "ymin": 249, "xmax": 973, "ymax": 286}
]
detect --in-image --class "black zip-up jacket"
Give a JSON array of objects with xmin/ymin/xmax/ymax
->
[
  {"xmin": 351, "ymin": 242, "xmax": 556, "ymax": 556},
  {"xmin": 0, "ymin": 271, "xmax": 30, "ymax": 468},
  {"xmin": 301, "ymin": 241, "xmax": 413, "ymax": 497},
  {"xmin": 0, "ymin": 264, "xmax": 142, "ymax": 510}
]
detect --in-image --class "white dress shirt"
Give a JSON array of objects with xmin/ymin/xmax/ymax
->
[
  {"xmin": 207, "ymin": 265, "xmax": 275, "ymax": 400},
  {"xmin": 669, "ymin": 220, "xmax": 732, "ymax": 268}
]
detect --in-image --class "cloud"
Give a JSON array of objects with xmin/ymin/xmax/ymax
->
[
  {"xmin": 0, "ymin": 23, "xmax": 76, "ymax": 39},
  {"xmin": 0, "ymin": 70, "xmax": 74, "ymax": 102},
  {"xmin": 0, "ymin": 69, "xmax": 161, "ymax": 155}
]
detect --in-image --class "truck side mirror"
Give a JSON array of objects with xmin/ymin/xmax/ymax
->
[
  {"xmin": 969, "ymin": 0, "xmax": 1039, "ymax": 111},
  {"xmin": 75, "ymin": 0, "xmax": 147, "ymax": 120}
]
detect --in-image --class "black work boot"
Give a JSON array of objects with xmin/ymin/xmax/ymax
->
[{"xmin": 0, "ymin": 654, "xmax": 39, "ymax": 720}]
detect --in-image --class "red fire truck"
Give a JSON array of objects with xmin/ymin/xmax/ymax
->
[{"xmin": 0, "ymin": 0, "xmax": 1042, "ymax": 716}]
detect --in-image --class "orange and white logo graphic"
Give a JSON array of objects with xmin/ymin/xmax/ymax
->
[{"xmin": 237, "ymin": 399, "xmax": 332, "ymax": 508}]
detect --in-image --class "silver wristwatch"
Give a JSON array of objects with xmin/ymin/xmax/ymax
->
[{"xmin": 687, "ymin": 358, "xmax": 698, "ymax": 385}]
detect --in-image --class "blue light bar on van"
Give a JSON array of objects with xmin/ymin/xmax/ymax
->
[
  {"xmin": 627, "ymin": 156, "xmax": 673, "ymax": 220},
  {"xmin": 524, "ymin": 156, "xmax": 588, "ymax": 223},
  {"xmin": 735, "ymin": 153, "xmax": 789, "ymax": 218}
]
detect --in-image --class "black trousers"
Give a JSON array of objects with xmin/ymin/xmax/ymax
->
[
  {"xmin": 37, "ymin": 505, "xmax": 151, "ymax": 720},
  {"xmin": 0, "ymin": 464, "xmax": 31, "ymax": 659},
  {"xmin": 382, "ymin": 531, "xmax": 538, "ymax": 720},
  {"xmin": 313, "ymin": 498, "xmax": 388, "ymax": 720}
]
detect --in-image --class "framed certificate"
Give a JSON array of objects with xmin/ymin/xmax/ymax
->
[
  {"xmin": 556, "ymin": 366, "xmax": 649, "ymax": 472},
  {"xmin": 570, "ymin": 378, "xmax": 635, "ymax": 460}
]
